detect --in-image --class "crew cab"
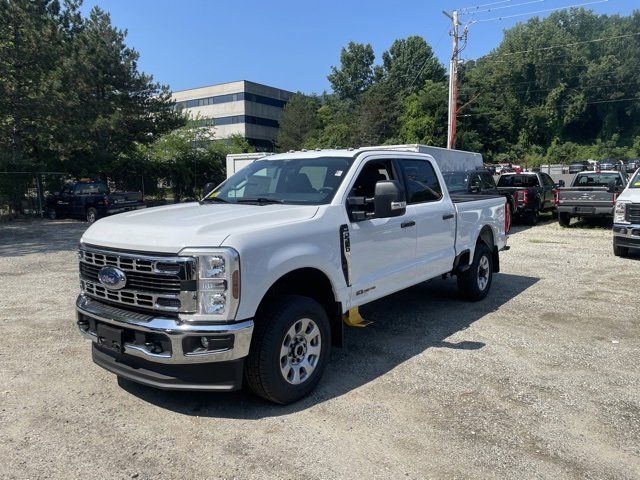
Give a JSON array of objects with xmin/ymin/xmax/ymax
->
[
  {"xmin": 46, "ymin": 181, "xmax": 145, "ymax": 223},
  {"xmin": 556, "ymin": 171, "xmax": 627, "ymax": 227},
  {"xmin": 443, "ymin": 169, "xmax": 515, "ymax": 229},
  {"xmin": 612, "ymin": 168, "xmax": 640, "ymax": 257},
  {"xmin": 76, "ymin": 149, "xmax": 509, "ymax": 404},
  {"xmin": 496, "ymin": 172, "xmax": 558, "ymax": 225}
]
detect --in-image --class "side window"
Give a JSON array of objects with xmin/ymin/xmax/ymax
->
[
  {"xmin": 399, "ymin": 159, "xmax": 442, "ymax": 204},
  {"xmin": 480, "ymin": 173, "xmax": 496, "ymax": 191},
  {"xmin": 470, "ymin": 174, "xmax": 482, "ymax": 190},
  {"xmin": 350, "ymin": 160, "xmax": 395, "ymax": 215},
  {"xmin": 542, "ymin": 174, "xmax": 554, "ymax": 187}
]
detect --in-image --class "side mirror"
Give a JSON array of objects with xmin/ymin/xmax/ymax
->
[
  {"xmin": 557, "ymin": 180, "xmax": 565, "ymax": 188},
  {"xmin": 607, "ymin": 180, "xmax": 617, "ymax": 193},
  {"xmin": 203, "ymin": 182, "xmax": 215, "ymax": 196},
  {"xmin": 374, "ymin": 180, "xmax": 406, "ymax": 218}
]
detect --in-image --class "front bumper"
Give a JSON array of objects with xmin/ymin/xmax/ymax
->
[
  {"xmin": 613, "ymin": 224, "xmax": 640, "ymax": 249},
  {"xmin": 77, "ymin": 295, "xmax": 253, "ymax": 389},
  {"xmin": 76, "ymin": 295, "xmax": 253, "ymax": 365}
]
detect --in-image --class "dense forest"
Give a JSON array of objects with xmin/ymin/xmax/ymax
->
[{"xmin": 277, "ymin": 8, "xmax": 640, "ymax": 165}]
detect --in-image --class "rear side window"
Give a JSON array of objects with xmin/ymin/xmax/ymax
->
[
  {"xmin": 497, "ymin": 175, "xmax": 539, "ymax": 187},
  {"xmin": 399, "ymin": 159, "xmax": 442, "ymax": 203},
  {"xmin": 480, "ymin": 173, "xmax": 496, "ymax": 191}
]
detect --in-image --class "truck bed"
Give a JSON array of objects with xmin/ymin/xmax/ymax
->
[{"xmin": 450, "ymin": 193, "xmax": 503, "ymax": 203}]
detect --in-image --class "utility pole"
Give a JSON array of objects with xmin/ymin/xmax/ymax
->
[{"xmin": 443, "ymin": 9, "xmax": 460, "ymax": 150}]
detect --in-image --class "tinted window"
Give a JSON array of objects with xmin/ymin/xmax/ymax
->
[
  {"xmin": 480, "ymin": 173, "xmax": 496, "ymax": 191},
  {"xmin": 442, "ymin": 172, "xmax": 469, "ymax": 193},
  {"xmin": 574, "ymin": 173, "xmax": 623, "ymax": 187},
  {"xmin": 76, "ymin": 183, "xmax": 106, "ymax": 194},
  {"xmin": 400, "ymin": 159, "xmax": 442, "ymax": 203},
  {"xmin": 497, "ymin": 175, "xmax": 539, "ymax": 187},
  {"xmin": 541, "ymin": 174, "xmax": 555, "ymax": 187}
]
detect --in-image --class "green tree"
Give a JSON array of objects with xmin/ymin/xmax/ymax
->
[
  {"xmin": 276, "ymin": 93, "xmax": 320, "ymax": 151},
  {"xmin": 327, "ymin": 42, "xmax": 375, "ymax": 101},
  {"xmin": 382, "ymin": 36, "xmax": 446, "ymax": 96},
  {"xmin": 399, "ymin": 80, "xmax": 448, "ymax": 146}
]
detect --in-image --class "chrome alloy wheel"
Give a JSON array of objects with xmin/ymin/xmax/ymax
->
[
  {"xmin": 477, "ymin": 255, "xmax": 490, "ymax": 291},
  {"xmin": 279, "ymin": 318, "xmax": 322, "ymax": 385}
]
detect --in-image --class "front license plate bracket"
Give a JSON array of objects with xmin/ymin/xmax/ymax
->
[{"xmin": 96, "ymin": 323, "xmax": 124, "ymax": 353}]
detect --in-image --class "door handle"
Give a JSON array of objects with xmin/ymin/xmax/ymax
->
[
  {"xmin": 442, "ymin": 213, "xmax": 455, "ymax": 220},
  {"xmin": 401, "ymin": 220, "xmax": 416, "ymax": 228}
]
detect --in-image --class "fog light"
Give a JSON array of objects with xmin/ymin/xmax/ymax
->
[{"xmin": 201, "ymin": 336, "xmax": 210, "ymax": 349}]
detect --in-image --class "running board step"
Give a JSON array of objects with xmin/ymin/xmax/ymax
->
[{"xmin": 342, "ymin": 307, "xmax": 372, "ymax": 327}]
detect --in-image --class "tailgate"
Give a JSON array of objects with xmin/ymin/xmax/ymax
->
[{"xmin": 558, "ymin": 188, "xmax": 613, "ymax": 206}]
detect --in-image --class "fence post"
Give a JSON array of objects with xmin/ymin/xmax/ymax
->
[{"xmin": 36, "ymin": 175, "xmax": 43, "ymax": 218}]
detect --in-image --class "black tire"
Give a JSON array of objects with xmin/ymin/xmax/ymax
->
[
  {"xmin": 47, "ymin": 208, "xmax": 57, "ymax": 220},
  {"xmin": 244, "ymin": 295, "xmax": 331, "ymax": 404},
  {"xmin": 457, "ymin": 242, "xmax": 493, "ymax": 302},
  {"xmin": 613, "ymin": 241, "xmax": 629, "ymax": 257},
  {"xmin": 86, "ymin": 207, "xmax": 98, "ymax": 223},
  {"xmin": 558, "ymin": 212, "xmax": 571, "ymax": 227},
  {"xmin": 525, "ymin": 206, "xmax": 539, "ymax": 226}
]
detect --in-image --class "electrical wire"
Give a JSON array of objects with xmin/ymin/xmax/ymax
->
[{"xmin": 471, "ymin": 0, "xmax": 608, "ymax": 23}]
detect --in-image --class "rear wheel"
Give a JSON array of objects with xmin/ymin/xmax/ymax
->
[
  {"xmin": 558, "ymin": 212, "xmax": 571, "ymax": 227},
  {"xmin": 86, "ymin": 207, "xmax": 98, "ymax": 223},
  {"xmin": 244, "ymin": 295, "xmax": 331, "ymax": 404},
  {"xmin": 457, "ymin": 243, "xmax": 493, "ymax": 302}
]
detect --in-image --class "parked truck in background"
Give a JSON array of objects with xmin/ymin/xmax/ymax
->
[
  {"xmin": 46, "ymin": 181, "xmax": 145, "ymax": 223},
  {"xmin": 556, "ymin": 171, "xmax": 627, "ymax": 227},
  {"xmin": 612, "ymin": 168, "xmax": 640, "ymax": 257},
  {"xmin": 76, "ymin": 148, "xmax": 509, "ymax": 404},
  {"xmin": 496, "ymin": 172, "xmax": 558, "ymax": 225}
]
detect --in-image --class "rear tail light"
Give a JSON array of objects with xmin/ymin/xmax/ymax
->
[
  {"xmin": 554, "ymin": 189, "xmax": 560, "ymax": 206},
  {"xmin": 613, "ymin": 191, "xmax": 620, "ymax": 203},
  {"xmin": 516, "ymin": 190, "xmax": 529, "ymax": 205},
  {"xmin": 504, "ymin": 201, "xmax": 511, "ymax": 233},
  {"xmin": 102, "ymin": 195, "xmax": 109, "ymax": 206}
]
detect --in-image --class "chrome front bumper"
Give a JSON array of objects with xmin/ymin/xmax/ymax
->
[{"xmin": 76, "ymin": 295, "xmax": 253, "ymax": 365}]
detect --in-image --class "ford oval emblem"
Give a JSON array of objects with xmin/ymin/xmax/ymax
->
[{"xmin": 98, "ymin": 266, "xmax": 127, "ymax": 290}]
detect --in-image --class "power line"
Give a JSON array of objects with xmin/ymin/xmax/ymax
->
[
  {"xmin": 465, "ymin": 0, "xmax": 544, "ymax": 15},
  {"xmin": 460, "ymin": 0, "xmax": 514, "ymax": 12},
  {"xmin": 471, "ymin": 0, "xmax": 608, "ymax": 23},
  {"xmin": 482, "ymin": 31, "xmax": 640, "ymax": 58}
]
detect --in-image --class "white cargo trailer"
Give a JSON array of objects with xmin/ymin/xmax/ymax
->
[{"xmin": 226, "ymin": 144, "xmax": 482, "ymax": 178}]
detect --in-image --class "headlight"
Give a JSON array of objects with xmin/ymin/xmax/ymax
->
[
  {"xmin": 178, "ymin": 247, "xmax": 240, "ymax": 321},
  {"xmin": 614, "ymin": 201, "xmax": 629, "ymax": 224}
]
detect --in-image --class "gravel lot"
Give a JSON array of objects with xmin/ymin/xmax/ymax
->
[{"xmin": 1, "ymin": 216, "xmax": 639, "ymax": 479}]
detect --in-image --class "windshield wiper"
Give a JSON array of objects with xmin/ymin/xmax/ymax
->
[
  {"xmin": 236, "ymin": 197, "xmax": 285, "ymax": 205},
  {"xmin": 200, "ymin": 196, "xmax": 229, "ymax": 204}
]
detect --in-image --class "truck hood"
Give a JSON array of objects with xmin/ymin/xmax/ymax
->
[
  {"xmin": 617, "ymin": 188, "xmax": 640, "ymax": 203},
  {"xmin": 81, "ymin": 202, "xmax": 319, "ymax": 253}
]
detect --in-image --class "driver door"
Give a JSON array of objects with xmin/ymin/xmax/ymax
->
[{"xmin": 346, "ymin": 157, "xmax": 417, "ymax": 306}]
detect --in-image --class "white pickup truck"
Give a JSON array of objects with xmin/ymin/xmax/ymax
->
[
  {"xmin": 76, "ymin": 148, "xmax": 509, "ymax": 404},
  {"xmin": 613, "ymin": 168, "xmax": 640, "ymax": 256}
]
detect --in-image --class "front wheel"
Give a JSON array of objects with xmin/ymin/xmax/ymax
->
[
  {"xmin": 457, "ymin": 243, "xmax": 493, "ymax": 301},
  {"xmin": 244, "ymin": 295, "xmax": 331, "ymax": 404},
  {"xmin": 86, "ymin": 207, "xmax": 98, "ymax": 223}
]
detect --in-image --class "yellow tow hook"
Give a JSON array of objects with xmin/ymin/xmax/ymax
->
[{"xmin": 342, "ymin": 307, "xmax": 372, "ymax": 327}]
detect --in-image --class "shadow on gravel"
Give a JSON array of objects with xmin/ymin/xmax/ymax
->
[
  {"xmin": 0, "ymin": 219, "xmax": 87, "ymax": 257},
  {"xmin": 508, "ymin": 212, "xmax": 555, "ymax": 234},
  {"xmin": 119, "ymin": 272, "xmax": 539, "ymax": 418}
]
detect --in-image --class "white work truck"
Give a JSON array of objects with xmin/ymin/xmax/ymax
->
[
  {"xmin": 76, "ymin": 148, "xmax": 509, "ymax": 404},
  {"xmin": 613, "ymin": 168, "xmax": 640, "ymax": 256}
]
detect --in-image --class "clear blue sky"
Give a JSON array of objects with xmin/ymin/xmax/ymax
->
[{"xmin": 81, "ymin": 0, "xmax": 637, "ymax": 94}]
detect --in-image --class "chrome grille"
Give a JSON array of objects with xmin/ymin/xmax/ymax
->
[
  {"xmin": 79, "ymin": 245, "xmax": 197, "ymax": 313},
  {"xmin": 625, "ymin": 204, "xmax": 640, "ymax": 224}
]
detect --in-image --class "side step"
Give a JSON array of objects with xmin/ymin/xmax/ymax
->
[{"xmin": 342, "ymin": 307, "xmax": 372, "ymax": 328}]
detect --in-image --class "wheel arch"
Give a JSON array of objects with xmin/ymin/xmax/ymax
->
[
  {"xmin": 478, "ymin": 224, "xmax": 500, "ymax": 273},
  {"xmin": 255, "ymin": 267, "xmax": 344, "ymax": 347}
]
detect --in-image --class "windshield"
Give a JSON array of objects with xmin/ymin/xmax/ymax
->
[
  {"xmin": 574, "ymin": 172, "xmax": 622, "ymax": 187},
  {"xmin": 497, "ymin": 175, "xmax": 538, "ymax": 187},
  {"xmin": 442, "ymin": 172, "xmax": 470, "ymax": 192},
  {"xmin": 204, "ymin": 157, "xmax": 354, "ymax": 205},
  {"xmin": 629, "ymin": 170, "xmax": 640, "ymax": 189}
]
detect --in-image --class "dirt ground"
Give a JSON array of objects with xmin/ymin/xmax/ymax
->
[{"xmin": 1, "ymin": 216, "xmax": 639, "ymax": 479}]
